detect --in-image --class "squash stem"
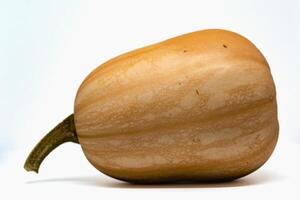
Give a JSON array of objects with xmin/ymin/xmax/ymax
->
[{"xmin": 24, "ymin": 114, "xmax": 79, "ymax": 173}]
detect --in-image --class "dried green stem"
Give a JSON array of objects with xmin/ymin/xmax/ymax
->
[{"xmin": 24, "ymin": 114, "xmax": 79, "ymax": 173}]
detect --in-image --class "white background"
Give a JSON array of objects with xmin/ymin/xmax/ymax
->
[{"xmin": 1, "ymin": 0, "xmax": 300, "ymax": 199}]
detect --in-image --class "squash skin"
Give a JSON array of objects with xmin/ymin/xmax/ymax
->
[{"xmin": 74, "ymin": 29, "xmax": 278, "ymax": 183}]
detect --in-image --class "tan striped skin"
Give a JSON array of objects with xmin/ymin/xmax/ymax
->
[{"xmin": 74, "ymin": 29, "xmax": 278, "ymax": 183}]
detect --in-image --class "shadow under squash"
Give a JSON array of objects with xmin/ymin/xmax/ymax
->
[{"xmin": 26, "ymin": 170, "xmax": 283, "ymax": 189}]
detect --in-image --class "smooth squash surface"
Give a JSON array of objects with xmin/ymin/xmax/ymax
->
[{"xmin": 74, "ymin": 29, "xmax": 278, "ymax": 183}]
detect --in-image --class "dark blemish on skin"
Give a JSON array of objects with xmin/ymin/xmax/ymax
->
[
  {"xmin": 183, "ymin": 50, "xmax": 188, "ymax": 53},
  {"xmin": 192, "ymin": 137, "xmax": 201, "ymax": 143},
  {"xmin": 178, "ymin": 82, "xmax": 182, "ymax": 85},
  {"xmin": 223, "ymin": 44, "xmax": 228, "ymax": 48},
  {"xmin": 195, "ymin": 89, "xmax": 200, "ymax": 95}
]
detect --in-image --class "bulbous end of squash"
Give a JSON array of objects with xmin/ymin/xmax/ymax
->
[{"xmin": 24, "ymin": 114, "xmax": 79, "ymax": 173}]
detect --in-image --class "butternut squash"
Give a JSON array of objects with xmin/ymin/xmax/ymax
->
[{"xmin": 24, "ymin": 29, "xmax": 279, "ymax": 183}]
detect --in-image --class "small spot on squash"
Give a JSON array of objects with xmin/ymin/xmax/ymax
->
[
  {"xmin": 192, "ymin": 137, "xmax": 201, "ymax": 143},
  {"xmin": 223, "ymin": 44, "xmax": 228, "ymax": 48},
  {"xmin": 195, "ymin": 89, "xmax": 200, "ymax": 96},
  {"xmin": 183, "ymin": 50, "xmax": 188, "ymax": 53}
]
